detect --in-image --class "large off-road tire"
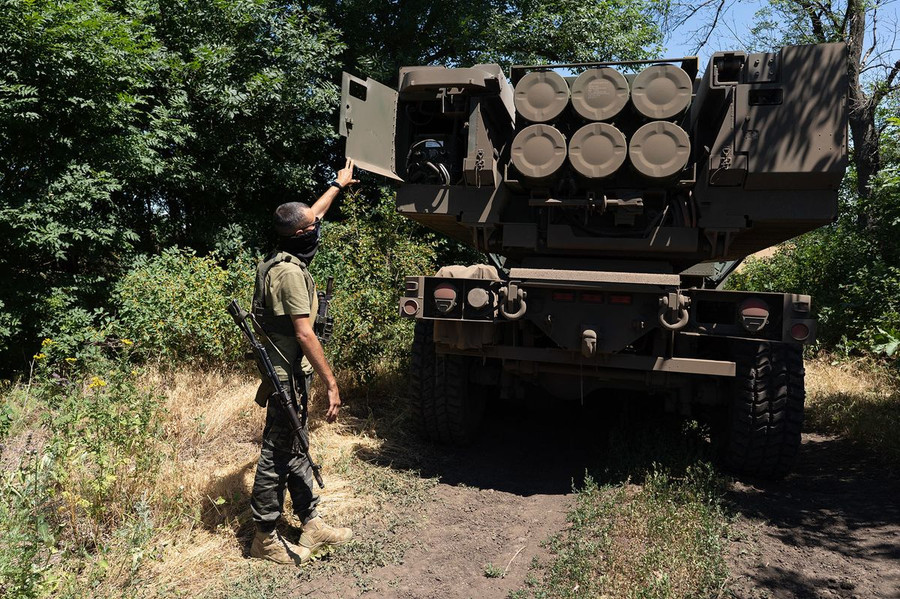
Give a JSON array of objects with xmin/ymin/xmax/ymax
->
[
  {"xmin": 409, "ymin": 320, "xmax": 485, "ymax": 444},
  {"xmin": 719, "ymin": 340, "xmax": 805, "ymax": 479}
]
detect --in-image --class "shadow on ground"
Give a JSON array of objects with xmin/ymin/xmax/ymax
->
[
  {"xmin": 727, "ymin": 434, "xmax": 900, "ymax": 599},
  {"xmin": 351, "ymin": 391, "xmax": 709, "ymax": 497},
  {"xmin": 346, "ymin": 382, "xmax": 900, "ymax": 598}
]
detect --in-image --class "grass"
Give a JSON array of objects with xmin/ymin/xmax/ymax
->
[
  {"xmin": 536, "ymin": 471, "xmax": 729, "ymax": 599},
  {"xmin": 510, "ymin": 418, "xmax": 732, "ymax": 599},
  {"xmin": 805, "ymin": 354, "xmax": 900, "ymax": 466},
  {"xmin": 0, "ymin": 365, "xmax": 435, "ymax": 599},
  {"xmin": 3, "ymin": 353, "xmax": 897, "ymax": 598},
  {"xmin": 484, "ymin": 562, "xmax": 505, "ymax": 578}
]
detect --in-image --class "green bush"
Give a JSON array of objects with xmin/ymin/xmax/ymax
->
[
  {"xmin": 114, "ymin": 248, "xmax": 255, "ymax": 365},
  {"xmin": 727, "ymin": 165, "xmax": 900, "ymax": 360},
  {"xmin": 313, "ymin": 190, "xmax": 443, "ymax": 379},
  {"xmin": 0, "ymin": 355, "xmax": 165, "ymax": 598}
]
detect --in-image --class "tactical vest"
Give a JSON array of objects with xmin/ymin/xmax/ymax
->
[{"xmin": 252, "ymin": 251, "xmax": 316, "ymax": 337}]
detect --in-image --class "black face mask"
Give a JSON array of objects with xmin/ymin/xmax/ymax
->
[{"xmin": 278, "ymin": 219, "xmax": 321, "ymax": 264}]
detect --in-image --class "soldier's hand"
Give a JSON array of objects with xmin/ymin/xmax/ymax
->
[
  {"xmin": 336, "ymin": 158, "xmax": 359, "ymax": 188},
  {"xmin": 325, "ymin": 383, "xmax": 341, "ymax": 423}
]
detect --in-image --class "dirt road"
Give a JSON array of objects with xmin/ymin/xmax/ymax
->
[
  {"xmin": 728, "ymin": 434, "xmax": 900, "ymax": 599},
  {"xmin": 300, "ymin": 413, "xmax": 900, "ymax": 598}
]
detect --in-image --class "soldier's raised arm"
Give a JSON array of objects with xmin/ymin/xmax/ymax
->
[{"xmin": 311, "ymin": 158, "xmax": 359, "ymax": 220}]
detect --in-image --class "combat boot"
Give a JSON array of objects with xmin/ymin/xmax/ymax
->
[
  {"xmin": 250, "ymin": 529, "xmax": 310, "ymax": 566},
  {"xmin": 299, "ymin": 516, "xmax": 353, "ymax": 552}
]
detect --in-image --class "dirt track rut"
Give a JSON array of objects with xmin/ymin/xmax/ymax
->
[{"xmin": 298, "ymin": 419, "xmax": 900, "ymax": 598}]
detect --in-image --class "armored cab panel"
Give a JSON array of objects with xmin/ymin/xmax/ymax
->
[
  {"xmin": 738, "ymin": 43, "xmax": 847, "ymax": 190},
  {"xmin": 340, "ymin": 42, "xmax": 849, "ymax": 271},
  {"xmin": 693, "ymin": 42, "xmax": 848, "ymax": 258},
  {"xmin": 340, "ymin": 74, "xmax": 400, "ymax": 180}
]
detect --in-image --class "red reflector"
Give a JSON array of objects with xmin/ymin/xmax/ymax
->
[
  {"xmin": 402, "ymin": 299, "xmax": 419, "ymax": 316},
  {"xmin": 740, "ymin": 298, "xmax": 770, "ymax": 319},
  {"xmin": 581, "ymin": 292, "xmax": 604, "ymax": 303},
  {"xmin": 434, "ymin": 283, "xmax": 457, "ymax": 300},
  {"xmin": 791, "ymin": 323, "xmax": 810, "ymax": 341},
  {"xmin": 609, "ymin": 294, "xmax": 632, "ymax": 305},
  {"xmin": 552, "ymin": 292, "xmax": 575, "ymax": 302}
]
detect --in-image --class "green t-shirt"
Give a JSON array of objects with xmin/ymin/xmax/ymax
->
[{"xmin": 261, "ymin": 260, "xmax": 318, "ymax": 379}]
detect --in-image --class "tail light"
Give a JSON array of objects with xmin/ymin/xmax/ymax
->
[
  {"xmin": 433, "ymin": 283, "xmax": 458, "ymax": 314},
  {"xmin": 401, "ymin": 299, "xmax": 419, "ymax": 316},
  {"xmin": 609, "ymin": 294, "xmax": 632, "ymax": 305},
  {"xmin": 790, "ymin": 323, "xmax": 810, "ymax": 341},
  {"xmin": 739, "ymin": 298, "xmax": 769, "ymax": 333}
]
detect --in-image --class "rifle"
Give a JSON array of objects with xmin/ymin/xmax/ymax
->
[
  {"xmin": 314, "ymin": 276, "xmax": 335, "ymax": 344},
  {"xmin": 227, "ymin": 299, "xmax": 324, "ymax": 489}
]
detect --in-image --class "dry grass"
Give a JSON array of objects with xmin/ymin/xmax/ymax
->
[
  {"xmin": 805, "ymin": 355, "xmax": 900, "ymax": 465},
  {"xmin": 91, "ymin": 367, "xmax": 435, "ymax": 598},
  {"xmin": 1, "ymin": 362, "xmax": 433, "ymax": 599}
]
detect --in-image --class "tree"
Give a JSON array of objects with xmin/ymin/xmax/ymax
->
[
  {"xmin": 319, "ymin": 0, "xmax": 664, "ymax": 84},
  {"xmin": 0, "ymin": 0, "xmax": 666, "ymax": 372},
  {"xmin": 0, "ymin": 0, "xmax": 344, "ymax": 370}
]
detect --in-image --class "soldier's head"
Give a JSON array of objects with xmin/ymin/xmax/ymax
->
[{"xmin": 274, "ymin": 202, "xmax": 316, "ymax": 237}]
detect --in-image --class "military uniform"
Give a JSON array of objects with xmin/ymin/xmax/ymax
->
[{"xmin": 250, "ymin": 252, "xmax": 320, "ymax": 532}]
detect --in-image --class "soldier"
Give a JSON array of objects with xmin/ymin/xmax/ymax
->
[{"xmin": 248, "ymin": 159, "xmax": 359, "ymax": 565}]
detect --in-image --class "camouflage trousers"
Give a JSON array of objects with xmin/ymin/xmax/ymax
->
[{"xmin": 250, "ymin": 373, "xmax": 319, "ymax": 532}]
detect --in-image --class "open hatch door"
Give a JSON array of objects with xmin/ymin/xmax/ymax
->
[{"xmin": 340, "ymin": 73, "xmax": 401, "ymax": 181}]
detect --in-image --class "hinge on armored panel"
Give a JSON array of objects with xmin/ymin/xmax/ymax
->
[
  {"xmin": 707, "ymin": 88, "xmax": 748, "ymax": 187},
  {"xmin": 464, "ymin": 100, "xmax": 495, "ymax": 187}
]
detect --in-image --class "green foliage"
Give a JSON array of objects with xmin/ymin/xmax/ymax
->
[
  {"xmin": 727, "ymin": 163, "xmax": 900, "ymax": 359},
  {"xmin": 42, "ymin": 358, "xmax": 164, "ymax": 551},
  {"xmin": 0, "ymin": 0, "xmax": 343, "ymax": 372},
  {"xmin": 314, "ymin": 190, "xmax": 441, "ymax": 379},
  {"xmin": 114, "ymin": 247, "xmax": 255, "ymax": 364},
  {"xmin": 326, "ymin": 0, "xmax": 663, "ymax": 81},
  {"xmin": 34, "ymin": 301, "xmax": 114, "ymax": 371},
  {"xmin": 0, "ymin": 353, "xmax": 165, "ymax": 598},
  {"xmin": 0, "ymin": 0, "xmax": 157, "ymax": 367}
]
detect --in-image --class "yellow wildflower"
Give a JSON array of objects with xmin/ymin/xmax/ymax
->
[
  {"xmin": 121, "ymin": 338, "xmax": 133, "ymax": 346},
  {"xmin": 65, "ymin": 357, "xmax": 77, "ymax": 363},
  {"xmin": 41, "ymin": 338, "xmax": 54, "ymax": 347},
  {"xmin": 88, "ymin": 376, "xmax": 107, "ymax": 389},
  {"xmin": 33, "ymin": 353, "xmax": 46, "ymax": 360}
]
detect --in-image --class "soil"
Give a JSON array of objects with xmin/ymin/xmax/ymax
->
[
  {"xmin": 293, "ymin": 411, "xmax": 900, "ymax": 598},
  {"xmin": 728, "ymin": 433, "xmax": 900, "ymax": 599}
]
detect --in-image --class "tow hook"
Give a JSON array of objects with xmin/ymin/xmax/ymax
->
[
  {"xmin": 658, "ymin": 292, "xmax": 691, "ymax": 331},
  {"xmin": 499, "ymin": 282, "xmax": 527, "ymax": 320}
]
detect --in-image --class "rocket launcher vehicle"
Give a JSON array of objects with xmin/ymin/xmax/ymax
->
[{"xmin": 340, "ymin": 43, "xmax": 848, "ymax": 272}]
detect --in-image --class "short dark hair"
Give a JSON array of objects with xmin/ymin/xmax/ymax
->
[{"xmin": 273, "ymin": 202, "xmax": 312, "ymax": 236}]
